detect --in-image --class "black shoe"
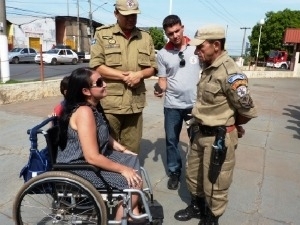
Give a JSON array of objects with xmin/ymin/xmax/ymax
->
[
  {"xmin": 174, "ymin": 204, "xmax": 201, "ymax": 221},
  {"xmin": 167, "ymin": 173, "xmax": 179, "ymax": 190}
]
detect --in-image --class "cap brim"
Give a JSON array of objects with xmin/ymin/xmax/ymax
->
[
  {"xmin": 189, "ymin": 38, "xmax": 205, "ymax": 46},
  {"xmin": 118, "ymin": 9, "xmax": 141, "ymax": 15}
]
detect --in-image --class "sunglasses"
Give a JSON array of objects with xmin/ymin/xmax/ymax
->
[
  {"xmin": 178, "ymin": 51, "xmax": 185, "ymax": 67},
  {"xmin": 90, "ymin": 77, "xmax": 104, "ymax": 88}
]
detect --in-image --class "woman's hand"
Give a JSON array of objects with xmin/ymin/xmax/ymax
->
[
  {"xmin": 121, "ymin": 167, "xmax": 142, "ymax": 188},
  {"xmin": 123, "ymin": 149, "xmax": 137, "ymax": 155}
]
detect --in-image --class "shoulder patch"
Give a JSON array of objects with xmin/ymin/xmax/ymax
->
[{"xmin": 227, "ymin": 73, "xmax": 247, "ymax": 84}]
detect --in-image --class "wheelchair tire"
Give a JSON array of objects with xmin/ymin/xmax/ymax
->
[{"xmin": 13, "ymin": 171, "xmax": 107, "ymax": 225}]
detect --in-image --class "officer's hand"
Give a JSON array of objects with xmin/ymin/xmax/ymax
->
[
  {"xmin": 123, "ymin": 71, "xmax": 143, "ymax": 87},
  {"xmin": 236, "ymin": 125, "xmax": 245, "ymax": 138}
]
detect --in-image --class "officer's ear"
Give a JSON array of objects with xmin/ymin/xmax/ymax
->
[{"xmin": 213, "ymin": 40, "xmax": 221, "ymax": 52}]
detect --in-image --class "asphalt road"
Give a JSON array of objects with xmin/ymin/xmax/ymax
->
[{"xmin": 2, "ymin": 62, "xmax": 90, "ymax": 82}]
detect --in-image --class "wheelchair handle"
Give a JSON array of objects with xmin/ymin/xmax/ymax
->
[{"xmin": 28, "ymin": 116, "xmax": 58, "ymax": 149}]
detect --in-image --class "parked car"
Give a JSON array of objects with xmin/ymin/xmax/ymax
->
[
  {"xmin": 8, "ymin": 48, "xmax": 37, "ymax": 64},
  {"xmin": 35, "ymin": 48, "xmax": 78, "ymax": 65},
  {"xmin": 54, "ymin": 44, "xmax": 89, "ymax": 62}
]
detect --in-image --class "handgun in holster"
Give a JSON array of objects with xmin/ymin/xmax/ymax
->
[
  {"xmin": 186, "ymin": 117, "xmax": 199, "ymax": 144},
  {"xmin": 208, "ymin": 126, "xmax": 228, "ymax": 184}
]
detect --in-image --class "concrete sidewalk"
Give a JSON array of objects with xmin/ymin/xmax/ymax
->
[{"xmin": 0, "ymin": 78, "xmax": 299, "ymax": 225}]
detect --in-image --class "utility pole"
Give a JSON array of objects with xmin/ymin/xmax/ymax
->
[
  {"xmin": 169, "ymin": 0, "xmax": 172, "ymax": 15},
  {"xmin": 67, "ymin": 0, "xmax": 69, "ymax": 16},
  {"xmin": 88, "ymin": 0, "xmax": 93, "ymax": 40},
  {"xmin": 76, "ymin": 0, "xmax": 80, "ymax": 52},
  {"xmin": 0, "ymin": 0, "xmax": 7, "ymax": 35},
  {"xmin": 240, "ymin": 27, "xmax": 251, "ymax": 57},
  {"xmin": 0, "ymin": 0, "xmax": 10, "ymax": 83}
]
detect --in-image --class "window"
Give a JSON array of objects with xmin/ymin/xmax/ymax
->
[{"xmin": 66, "ymin": 50, "xmax": 73, "ymax": 55}]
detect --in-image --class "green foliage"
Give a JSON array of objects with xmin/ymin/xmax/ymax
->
[
  {"xmin": 148, "ymin": 27, "xmax": 166, "ymax": 50},
  {"xmin": 248, "ymin": 9, "xmax": 300, "ymax": 61}
]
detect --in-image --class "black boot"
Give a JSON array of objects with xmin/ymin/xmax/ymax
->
[
  {"xmin": 174, "ymin": 195, "xmax": 205, "ymax": 221},
  {"xmin": 199, "ymin": 208, "xmax": 219, "ymax": 225}
]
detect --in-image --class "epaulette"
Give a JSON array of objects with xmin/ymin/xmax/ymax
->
[
  {"xmin": 136, "ymin": 27, "xmax": 150, "ymax": 34},
  {"xmin": 96, "ymin": 24, "xmax": 114, "ymax": 31},
  {"xmin": 223, "ymin": 58, "xmax": 240, "ymax": 75}
]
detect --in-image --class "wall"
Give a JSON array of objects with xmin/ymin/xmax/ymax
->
[
  {"xmin": 0, "ymin": 80, "xmax": 61, "ymax": 105},
  {"xmin": 13, "ymin": 18, "xmax": 56, "ymax": 52}
]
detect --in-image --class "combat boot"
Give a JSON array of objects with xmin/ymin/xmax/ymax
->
[
  {"xmin": 199, "ymin": 208, "xmax": 219, "ymax": 225},
  {"xmin": 174, "ymin": 195, "xmax": 205, "ymax": 221}
]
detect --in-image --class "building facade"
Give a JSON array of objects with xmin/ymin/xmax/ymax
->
[{"xmin": 7, "ymin": 16, "xmax": 102, "ymax": 54}]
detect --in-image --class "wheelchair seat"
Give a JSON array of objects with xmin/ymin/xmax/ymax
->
[{"xmin": 13, "ymin": 116, "xmax": 164, "ymax": 225}]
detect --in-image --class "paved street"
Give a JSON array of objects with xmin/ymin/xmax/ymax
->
[{"xmin": 0, "ymin": 78, "xmax": 299, "ymax": 224}]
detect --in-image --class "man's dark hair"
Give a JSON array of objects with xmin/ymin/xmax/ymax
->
[
  {"xmin": 162, "ymin": 15, "xmax": 182, "ymax": 30},
  {"xmin": 207, "ymin": 38, "xmax": 226, "ymax": 50}
]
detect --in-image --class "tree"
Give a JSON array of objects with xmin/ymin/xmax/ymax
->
[
  {"xmin": 148, "ymin": 27, "xmax": 166, "ymax": 50},
  {"xmin": 248, "ymin": 9, "xmax": 300, "ymax": 61}
]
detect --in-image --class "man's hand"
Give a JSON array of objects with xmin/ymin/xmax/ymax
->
[
  {"xmin": 123, "ymin": 71, "xmax": 143, "ymax": 88},
  {"xmin": 154, "ymin": 90, "xmax": 164, "ymax": 98},
  {"xmin": 154, "ymin": 82, "xmax": 164, "ymax": 98},
  {"xmin": 236, "ymin": 125, "xmax": 245, "ymax": 138}
]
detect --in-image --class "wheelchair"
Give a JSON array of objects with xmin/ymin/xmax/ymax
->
[{"xmin": 13, "ymin": 117, "xmax": 164, "ymax": 225}]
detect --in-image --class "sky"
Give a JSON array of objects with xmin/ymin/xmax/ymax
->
[{"xmin": 5, "ymin": 0, "xmax": 300, "ymax": 56}]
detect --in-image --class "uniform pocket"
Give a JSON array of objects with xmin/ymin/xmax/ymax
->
[
  {"xmin": 137, "ymin": 48, "xmax": 151, "ymax": 67},
  {"xmin": 104, "ymin": 48, "xmax": 122, "ymax": 67},
  {"xmin": 106, "ymin": 82, "xmax": 124, "ymax": 96},
  {"xmin": 203, "ymin": 83, "xmax": 222, "ymax": 104},
  {"xmin": 133, "ymin": 83, "xmax": 146, "ymax": 109}
]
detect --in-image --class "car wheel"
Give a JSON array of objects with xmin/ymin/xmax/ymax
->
[
  {"xmin": 51, "ymin": 58, "xmax": 57, "ymax": 65},
  {"xmin": 72, "ymin": 58, "xmax": 78, "ymax": 65},
  {"xmin": 12, "ymin": 57, "xmax": 20, "ymax": 64},
  {"xmin": 280, "ymin": 64, "xmax": 287, "ymax": 69}
]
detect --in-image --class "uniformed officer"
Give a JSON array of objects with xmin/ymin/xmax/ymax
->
[
  {"xmin": 89, "ymin": 0, "xmax": 157, "ymax": 154},
  {"xmin": 174, "ymin": 24, "xmax": 257, "ymax": 225}
]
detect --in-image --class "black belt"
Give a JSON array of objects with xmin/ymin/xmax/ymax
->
[
  {"xmin": 198, "ymin": 124, "xmax": 237, "ymax": 136},
  {"xmin": 198, "ymin": 125, "xmax": 220, "ymax": 136}
]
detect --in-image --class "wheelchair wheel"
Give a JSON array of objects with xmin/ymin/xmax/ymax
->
[{"xmin": 13, "ymin": 171, "xmax": 107, "ymax": 225}]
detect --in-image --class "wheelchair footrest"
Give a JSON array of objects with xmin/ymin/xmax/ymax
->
[{"xmin": 148, "ymin": 200, "xmax": 164, "ymax": 220}]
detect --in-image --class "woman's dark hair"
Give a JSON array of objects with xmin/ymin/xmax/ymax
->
[
  {"xmin": 162, "ymin": 14, "xmax": 182, "ymax": 30},
  {"xmin": 60, "ymin": 75, "xmax": 69, "ymax": 96},
  {"xmin": 58, "ymin": 67, "xmax": 109, "ymax": 149}
]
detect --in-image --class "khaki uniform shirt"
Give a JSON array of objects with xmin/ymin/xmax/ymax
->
[
  {"xmin": 192, "ymin": 51, "xmax": 257, "ymax": 126},
  {"xmin": 89, "ymin": 24, "xmax": 157, "ymax": 114}
]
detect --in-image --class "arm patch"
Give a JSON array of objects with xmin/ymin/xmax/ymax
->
[
  {"xmin": 231, "ymin": 79, "xmax": 248, "ymax": 90},
  {"xmin": 227, "ymin": 73, "xmax": 247, "ymax": 84}
]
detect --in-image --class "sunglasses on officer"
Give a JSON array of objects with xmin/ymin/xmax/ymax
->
[
  {"xmin": 90, "ymin": 77, "xmax": 104, "ymax": 88},
  {"xmin": 178, "ymin": 51, "xmax": 185, "ymax": 67}
]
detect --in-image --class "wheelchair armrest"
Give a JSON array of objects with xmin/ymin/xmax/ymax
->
[{"xmin": 53, "ymin": 163, "xmax": 100, "ymax": 173}]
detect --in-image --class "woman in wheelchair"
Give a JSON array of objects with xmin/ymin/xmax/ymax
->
[{"xmin": 56, "ymin": 67, "xmax": 143, "ymax": 221}]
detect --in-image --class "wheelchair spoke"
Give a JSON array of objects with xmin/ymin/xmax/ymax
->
[{"xmin": 13, "ymin": 172, "xmax": 106, "ymax": 225}]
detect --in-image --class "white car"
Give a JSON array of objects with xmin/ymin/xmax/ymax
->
[
  {"xmin": 35, "ymin": 48, "xmax": 78, "ymax": 65},
  {"xmin": 8, "ymin": 48, "xmax": 37, "ymax": 64}
]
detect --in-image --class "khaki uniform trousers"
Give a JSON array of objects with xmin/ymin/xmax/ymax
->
[
  {"xmin": 186, "ymin": 129, "xmax": 238, "ymax": 216},
  {"xmin": 106, "ymin": 112, "xmax": 143, "ymax": 154}
]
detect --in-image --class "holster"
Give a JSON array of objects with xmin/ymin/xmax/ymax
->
[{"xmin": 208, "ymin": 126, "xmax": 228, "ymax": 184}]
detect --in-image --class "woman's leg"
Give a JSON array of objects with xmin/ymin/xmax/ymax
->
[{"xmin": 115, "ymin": 181, "xmax": 143, "ymax": 220}]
